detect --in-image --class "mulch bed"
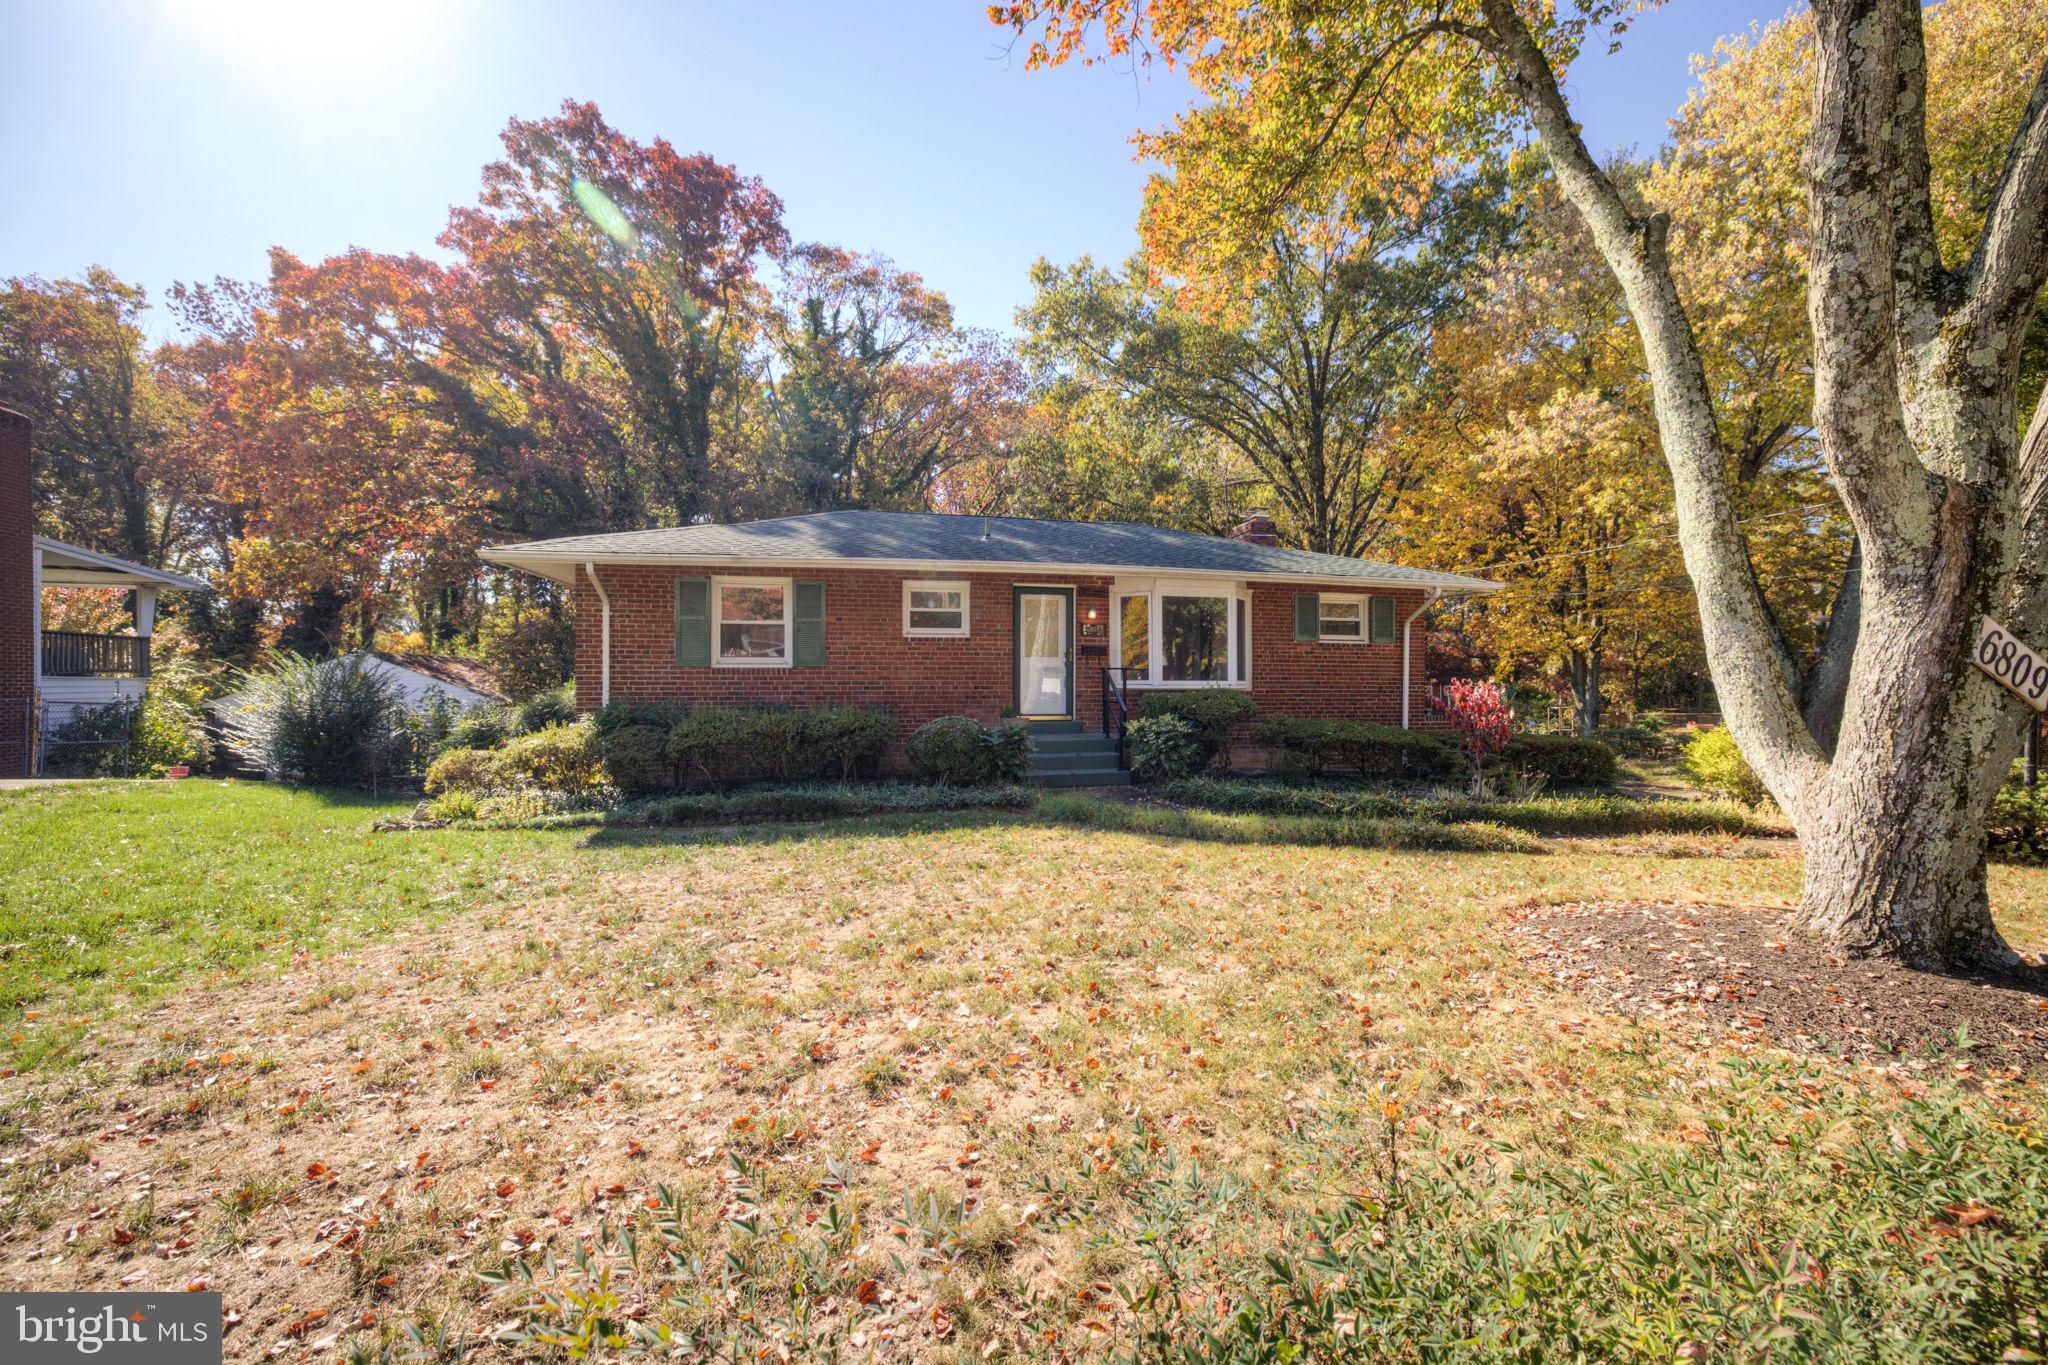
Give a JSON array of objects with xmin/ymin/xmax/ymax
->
[{"xmin": 1509, "ymin": 900, "xmax": 2048, "ymax": 1069}]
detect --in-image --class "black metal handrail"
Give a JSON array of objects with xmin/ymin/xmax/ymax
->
[
  {"xmin": 41, "ymin": 630, "xmax": 150, "ymax": 678},
  {"xmin": 1102, "ymin": 665, "xmax": 1134, "ymax": 771}
]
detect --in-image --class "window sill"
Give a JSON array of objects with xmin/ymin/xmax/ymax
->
[
  {"xmin": 1127, "ymin": 680, "xmax": 1251, "ymax": 691},
  {"xmin": 904, "ymin": 631, "xmax": 971, "ymax": 640},
  {"xmin": 714, "ymin": 657, "xmax": 792, "ymax": 669}
]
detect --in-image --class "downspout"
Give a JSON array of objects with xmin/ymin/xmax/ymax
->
[
  {"xmin": 584, "ymin": 563, "xmax": 611, "ymax": 707},
  {"xmin": 1400, "ymin": 588, "xmax": 1441, "ymax": 730}
]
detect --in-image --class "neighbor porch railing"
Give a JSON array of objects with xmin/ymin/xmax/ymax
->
[{"xmin": 40, "ymin": 630, "xmax": 150, "ymax": 678}]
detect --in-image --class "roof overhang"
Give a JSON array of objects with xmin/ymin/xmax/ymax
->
[
  {"xmin": 35, "ymin": 536, "xmax": 208, "ymax": 591},
  {"xmin": 480, "ymin": 547, "xmax": 1501, "ymax": 596}
]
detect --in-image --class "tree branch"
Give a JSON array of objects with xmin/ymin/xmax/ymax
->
[
  {"xmin": 1961, "ymin": 54, "xmax": 2048, "ymax": 344},
  {"xmin": 1476, "ymin": 0, "xmax": 1830, "ymax": 811}
]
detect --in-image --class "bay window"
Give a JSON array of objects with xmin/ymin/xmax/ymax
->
[{"xmin": 1113, "ymin": 580, "xmax": 1250, "ymax": 688}]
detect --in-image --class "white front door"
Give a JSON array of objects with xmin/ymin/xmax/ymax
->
[{"xmin": 1017, "ymin": 590, "xmax": 1071, "ymax": 717}]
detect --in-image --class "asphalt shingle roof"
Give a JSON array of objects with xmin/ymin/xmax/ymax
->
[{"xmin": 481, "ymin": 511, "xmax": 1497, "ymax": 593}]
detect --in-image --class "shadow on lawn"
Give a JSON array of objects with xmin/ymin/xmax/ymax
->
[{"xmin": 572, "ymin": 795, "xmax": 1544, "ymax": 858}]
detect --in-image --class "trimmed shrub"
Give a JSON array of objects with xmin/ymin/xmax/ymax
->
[
  {"xmin": 1680, "ymin": 725, "xmax": 1766, "ymax": 804},
  {"xmin": 1501, "ymin": 733, "xmax": 1619, "ymax": 786},
  {"xmin": 1128, "ymin": 714, "xmax": 1206, "ymax": 783},
  {"xmin": 663, "ymin": 705, "xmax": 896, "ymax": 786},
  {"xmin": 221, "ymin": 652, "xmax": 409, "ymax": 787},
  {"xmin": 665, "ymin": 706, "xmax": 755, "ymax": 785},
  {"xmin": 514, "ymin": 684, "xmax": 577, "ymax": 734},
  {"xmin": 906, "ymin": 716, "xmax": 1031, "ymax": 785},
  {"xmin": 591, "ymin": 698, "xmax": 688, "ymax": 739},
  {"xmin": 598, "ymin": 723, "xmax": 672, "ymax": 796},
  {"xmin": 493, "ymin": 722, "xmax": 608, "ymax": 792},
  {"xmin": 423, "ymin": 746, "xmax": 500, "ymax": 796},
  {"xmin": 798, "ymin": 706, "xmax": 897, "ymax": 781},
  {"xmin": 1135, "ymin": 690, "xmax": 1259, "ymax": 768},
  {"xmin": 1255, "ymin": 716, "xmax": 1459, "ymax": 778},
  {"xmin": 444, "ymin": 704, "xmax": 515, "ymax": 753}
]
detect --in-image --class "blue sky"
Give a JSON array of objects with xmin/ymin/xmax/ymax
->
[{"xmin": 2, "ymin": 0, "xmax": 1796, "ymax": 339}]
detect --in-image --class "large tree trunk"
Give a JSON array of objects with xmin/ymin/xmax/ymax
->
[{"xmin": 1479, "ymin": 0, "xmax": 2048, "ymax": 967}]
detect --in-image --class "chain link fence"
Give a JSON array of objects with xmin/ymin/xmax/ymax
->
[{"xmin": 35, "ymin": 699, "xmax": 138, "ymax": 778}]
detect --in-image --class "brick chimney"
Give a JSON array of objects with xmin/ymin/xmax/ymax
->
[
  {"xmin": 0, "ymin": 405, "xmax": 34, "ymax": 777},
  {"xmin": 1228, "ymin": 509, "xmax": 1279, "ymax": 547}
]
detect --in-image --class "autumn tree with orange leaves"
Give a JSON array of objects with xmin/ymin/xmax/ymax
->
[{"xmin": 996, "ymin": 0, "xmax": 2048, "ymax": 968}]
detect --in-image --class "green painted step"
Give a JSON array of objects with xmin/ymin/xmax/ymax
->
[{"xmin": 1030, "ymin": 733, "xmax": 1120, "ymax": 755}]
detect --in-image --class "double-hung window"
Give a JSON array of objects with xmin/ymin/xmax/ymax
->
[
  {"xmin": 1114, "ymin": 580, "xmax": 1250, "ymax": 688},
  {"xmin": 1318, "ymin": 595, "xmax": 1365, "ymax": 641},
  {"xmin": 715, "ymin": 578, "xmax": 791, "ymax": 666},
  {"xmin": 903, "ymin": 580, "xmax": 970, "ymax": 637}
]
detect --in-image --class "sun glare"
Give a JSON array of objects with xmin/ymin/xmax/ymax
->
[{"xmin": 169, "ymin": 0, "xmax": 428, "ymax": 80}]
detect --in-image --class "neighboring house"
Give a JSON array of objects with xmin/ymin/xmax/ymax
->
[
  {"xmin": 357, "ymin": 652, "xmax": 503, "ymax": 712},
  {"xmin": 1, "ymin": 405, "xmax": 206, "ymax": 776},
  {"xmin": 482, "ymin": 510, "xmax": 1498, "ymax": 782}
]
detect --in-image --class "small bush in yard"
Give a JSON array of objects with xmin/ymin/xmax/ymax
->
[
  {"xmin": 664, "ymin": 705, "xmax": 895, "ymax": 786},
  {"xmin": 1990, "ymin": 768, "xmax": 2046, "ymax": 861},
  {"xmin": 1681, "ymin": 724, "xmax": 1768, "ymax": 804},
  {"xmin": 801, "ymin": 705, "xmax": 899, "ymax": 780},
  {"xmin": 597, "ymin": 723, "xmax": 672, "ymax": 796},
  {"xmin": 1255, "ymin": 716, "xmax": 1458, "ymax": 777},
  {"xmin": 591, "ymin": 698, "xmax": 688, "ymax": 738},
  {"xmin": 444, "ymin": 704, "xmax": 515, "ymax": 753},
  {"xmin": 422, "ymin": 746, "xmax": 499, "ymax": 796},
  {"xmin": 1135, "ymin": 690, "xmax": 1258, "ymax": 768},
  {"xmin": 514, "ymin": 684, "xmax": 577, "ymax": 733},
  {"xmin": 1127, "ymin": 713, "xmax": 1206, "ymax": 782},
  {"xmin": 1501, "ymin": 732, "xmax": 1619, "ymax": 786},
  {"xmin": 222, "ymin": 652, "xmax": 408, "ymax": 787},
  {"xmin": 494, "ymin": 722, "xmax": 607, "ymax": 791},
  {"xmin": 906, "ymin": 716, "xmax": 1031, "ymax": 785}
]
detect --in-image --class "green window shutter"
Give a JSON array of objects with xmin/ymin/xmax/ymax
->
[
  {"xmin": 1294, "ymin": 593, "xmax": 1319, "ymax": 641},
  {"xmin": 1370, "ymin": 596, "xmax": 1398, "ymax": 645},
  {"xmin": 675, "ymin": 578, "xmax": 710, "ymax": 667},
  {"xmin": 793, "ymin": 580, "xmax": 826, "ymax": 667}
]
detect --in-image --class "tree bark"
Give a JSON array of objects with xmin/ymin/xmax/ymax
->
[{"xmin": 1473, "ymin": 0, "xmax": 2048, "ymax": 966}]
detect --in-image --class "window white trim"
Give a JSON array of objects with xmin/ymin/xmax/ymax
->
[
  {"xmin": 1112, "ymin": 579, "xmax": 1252, "ymax": 689},
  {"xmin": 1318, "ymin": 593, "xmax": 1367, "ymax": 643},
  {"xmin": 713, "ymin": 576, "xmax": 792, "ymax": 668},
  {"xmin": 902, "ymin": 579, "xmax": 971, "ymax": 638}
]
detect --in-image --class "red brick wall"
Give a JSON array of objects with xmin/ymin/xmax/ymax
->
[
  {"xmin": 0, "ymin": 407, "xmax": 34, "ymax": 777},
  {"xmin": 566, "ymin": 563, "xmax": 1443, "ymax": 768},
  {"xmin": 572, "ymin": 565, "xmax": 1114, "ymax": 762}
]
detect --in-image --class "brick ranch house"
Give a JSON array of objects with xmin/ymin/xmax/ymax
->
[{"xmin": 481, "ymin": 510, "xmax": 1498, "ymax": 782}]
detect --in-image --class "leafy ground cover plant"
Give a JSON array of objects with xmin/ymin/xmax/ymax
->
[
  {"xmin": 1165, "ymin": 776, "xmax": 1769, "ymax": 837},
  {"xmin": 1093, "ymin": 1060, "xmax": 2048, "ymax": 1364},
  {"xmin": 1128, "ymin": 713, "xmax": 1207, "ymax": 782}
]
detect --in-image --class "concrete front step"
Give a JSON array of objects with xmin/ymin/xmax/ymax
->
[{"xmin": 1023, "ymin": 719, "xmax": 1084, "ymax": 735}]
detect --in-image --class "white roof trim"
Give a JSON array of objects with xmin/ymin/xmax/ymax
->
[
  {"xmin": 35, "ymin": 536, "xmax": 207, "ymax": 591},
  {"xmin": 479, "ymin": 548, "xmax": 1501, "ymax": 595}
]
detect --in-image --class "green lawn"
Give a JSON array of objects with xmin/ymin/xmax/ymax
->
[{"xmin": 1, "ymin": 780, "xmax": 2044, "ymax": 1361}]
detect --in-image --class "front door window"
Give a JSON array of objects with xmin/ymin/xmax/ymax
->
[{"xmin": 1017, "ymin": 591, "xmax": 1070, "ymax": 716}]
